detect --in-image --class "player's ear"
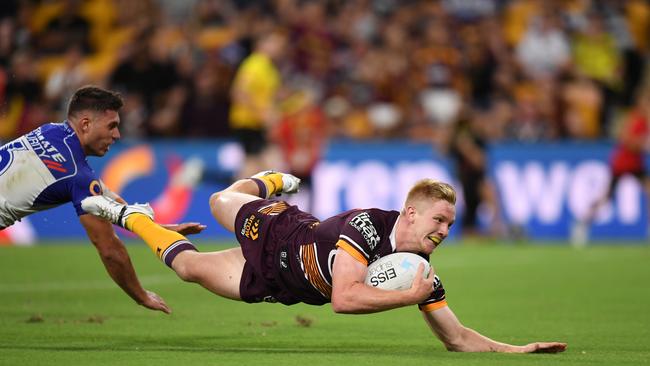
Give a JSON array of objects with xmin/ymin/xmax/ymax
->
[
  {"xmin": 81, "ymin": 117, "xmax": 91, "ymax": 131},
  {"xmin": 405, "ymin": 205, "xmax": 417, "ymax": 223}
]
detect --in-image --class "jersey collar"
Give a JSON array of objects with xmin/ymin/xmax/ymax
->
[{"xmin": 389, "ymin": 216, "xmax": 398, "ymax": 252}]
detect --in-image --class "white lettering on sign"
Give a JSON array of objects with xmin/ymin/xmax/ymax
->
[
  {"xmin": 312, "ymin": 161, "xmax": 456, "ymax": 219},
  {"xmin": 495, "ymin": 160, "xmax": 642, "ymax": 225},
  {"xmin": 495, "ymin": 161, "xmax": 569, "ymax": 224}
]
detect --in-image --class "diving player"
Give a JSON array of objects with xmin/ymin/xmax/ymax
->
[
  {"xmin": 0, "ymin": 85, "xmax": 204, "ymax": 313},
  {"xmin": 82, "ymin": 171, "xmax": 567, "ymax": 353}
]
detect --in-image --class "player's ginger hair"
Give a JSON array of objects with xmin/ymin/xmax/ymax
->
[{"xmin": 402, "ymin": 179, "xmax": 456, "ymax": 214}]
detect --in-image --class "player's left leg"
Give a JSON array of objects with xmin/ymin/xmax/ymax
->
[{"xmin": 209, "ymin": 171, "xmax": 300, "ymax": 232}]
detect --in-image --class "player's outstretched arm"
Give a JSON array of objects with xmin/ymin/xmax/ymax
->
[
  {"xmin": 79, "ymin": 214, "xmax": 171, "ymax": 314},
  {"xmin": 422, "ymin": 306, "xmax": 566, "ymax": 353}
]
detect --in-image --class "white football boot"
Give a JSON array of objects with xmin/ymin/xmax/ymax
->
[
  {"xmin": 81, "ymin": 195, "xmax": 154, "ymax": 228},
  {"xmin": 252, "ymin": 170, "xmax": 301, "ymax": 195}
]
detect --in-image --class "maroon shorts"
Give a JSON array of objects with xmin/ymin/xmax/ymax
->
[{"xmin": 234, "ymin": 199, "xmax": 318, "ymax": 305}]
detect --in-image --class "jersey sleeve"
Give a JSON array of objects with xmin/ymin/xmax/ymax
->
[
  {"xmin": 418, "ymin": 275, "xmax": 447, "ymax": 312},
  {"xmin": 335, "ymin": 211, "xmax": 382, "ymax": 266},
  {"xmin": 70, "ymin": 168, "xmax": 103, "ymax": 216}
]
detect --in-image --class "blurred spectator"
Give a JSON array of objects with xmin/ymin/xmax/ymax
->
[
  {"xmin": 573, "ymin": 87, "xmax": 650, "ymax": 245},
  {"xmin": 0, "ymin": 51, "xmax": 48, "ymax": 140},
  {"xmin": 560, "ymin": 72, "xmax": 603, "ymax": 139},
  {"xmin": 274, "ymin": 86, "xmax": 326, "ymax": 210},
  {"xmin": 109, "ymin": 28, "xmax": 181, "ymax": 137},
  {"xmin": 507, "ymin": 81, "xmax": 555, "ymax": 142},
  {"xmin": 44, "ymin": 44, "xmax": 90, "ymax": 114},
  {"xmin": 515, "ymin": 11, "xmax": 571, "ymax": 80},
  {"xmin": 229, "ymin": 29, "xmax": 288, "ymax": 178},
  {"xmin": 572, "ymin": 12, "xmax": 622, "ymax": 137},
  {"xmin": 0, "ymin": 1, "xmax": 19, "ymax": 67},
  {"xmin": 34, "ymin": 0, "xmax": 91, "ymax": 55},
  {"xmin": 180, "ymin": 59, "xmax": 232, "ymax": 137}
]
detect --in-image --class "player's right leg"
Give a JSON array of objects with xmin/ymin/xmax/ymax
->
[{"xmin": 209, "ymin": 171, "xmax": 300, "ymax": 232}]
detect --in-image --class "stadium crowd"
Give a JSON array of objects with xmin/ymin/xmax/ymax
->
[{"xmin": 0, "ymin": 0, "xmax": 649, "ymax": 233}]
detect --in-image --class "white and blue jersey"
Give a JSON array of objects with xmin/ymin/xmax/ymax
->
[{"xmin": 0, "ymin": 122, "xmax": 103, "ymax": 228}]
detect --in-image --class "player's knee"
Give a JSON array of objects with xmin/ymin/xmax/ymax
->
[
  {"xmin": 170, "ymin": 252, "xmax": 201, "ymax": 283},
  {"xmin": 173, "ymin": 260, "xmax": 199, "ymax": 283},
  {"xmin": 209, "ymin": 191, "xmax": 225, "ymax": 212}
]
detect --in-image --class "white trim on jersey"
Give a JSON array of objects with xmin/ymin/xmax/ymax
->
[
  {"xmin": 339, "ymin": 234, "xmax": 370, "ymax": 260},
  {"xmin": 388, "ymin": 216, "xmax": 398, "ymax": 252}
]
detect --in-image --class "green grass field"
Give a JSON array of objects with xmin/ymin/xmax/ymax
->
[{"xmin": 1, "ymin": 241, "xmax": 649, "ymax": 366}]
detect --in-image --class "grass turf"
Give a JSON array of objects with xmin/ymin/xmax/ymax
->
[{"xmin": 0, "ymin": 241, "xmax": 648, "ymax": 366}]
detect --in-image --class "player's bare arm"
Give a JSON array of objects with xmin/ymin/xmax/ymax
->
[
  {"xmin": 330, "ymin": 249, "xmax": 434, "ymax": 314},
  {"xmin": 160, "ymin": 222, "xmax": 207, "ymax": 235},
  {"xmin": 422, "ymin": 305, "xmax": 566, "ymax": 353},
  {"xmin": 78, "ymin": 214, "xmax": 171, "ymax": 314}
]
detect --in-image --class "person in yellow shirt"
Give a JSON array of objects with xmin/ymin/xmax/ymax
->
[{"xmin": 230, "ymin": 30, "xmax": 287, "ymax": 178}]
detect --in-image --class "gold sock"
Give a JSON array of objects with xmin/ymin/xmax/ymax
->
[
  {"xmin": 256, "ymin": 173, "xmax": 283, "ymax": 198},
  {"xmin": 125, "ymin": 213, "xmax": 196, "ymax": 265}
]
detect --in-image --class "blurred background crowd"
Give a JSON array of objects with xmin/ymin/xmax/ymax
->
[{"xmin": 0, "ymin": 0, "xmax": 649, "ymax": 235}]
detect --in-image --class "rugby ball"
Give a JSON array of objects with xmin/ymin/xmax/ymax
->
[{"xmin": 364, "ymin": 252, "xmax": 431, "ymax": 290}]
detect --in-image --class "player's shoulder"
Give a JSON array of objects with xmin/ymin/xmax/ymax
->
[{"xmin": 37, "ymin": 121, "xmax": 74, "ymax": 137}]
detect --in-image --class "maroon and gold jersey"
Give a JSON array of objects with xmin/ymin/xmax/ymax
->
[{"xmin": 235, "ymin": 199, "xmax": 447, "ymax": 311}]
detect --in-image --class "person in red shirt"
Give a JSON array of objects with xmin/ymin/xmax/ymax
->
[{"xmin": 573, "ymin": 88, "xmax": 650, "ymax": 244}]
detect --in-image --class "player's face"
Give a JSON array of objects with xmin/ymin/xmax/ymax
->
[
  {"xmin": 84, "ymin": 110, "xmax": 121, "ymax": 156},
  {"xmin": 413, "ymin": 199, "xmax": 456, "ymax": 255}
]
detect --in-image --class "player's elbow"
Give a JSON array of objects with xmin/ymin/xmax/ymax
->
[
  {"xmin": 330, "ymin": 293, "xmax": 358, "ymax": 314},
  {"xmin": 90, "ymin": 234, "xmax": 125, "ymax": 261},
  {"xmin": 331, "ymin": 299, "xmax": 351, "ymax": 314},
  {"xmin": 96, "ymin": 242, "xmax": 122, "ymax": 264},
  {"xmin": 91, "ymin": 235, "xmax": 119, "ymax": 255}
]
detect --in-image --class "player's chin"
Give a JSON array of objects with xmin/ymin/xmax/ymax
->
[
  {"xmin": 90, "ymin": 149, "xmax": 107, "ymax": 157},
  {"xmin": 422, "ymin": 240, "xmax": 435, "ymax": 254},
  {"xmin": 99, "ymin": 144, "xmax": 112, "ymax": 156}
]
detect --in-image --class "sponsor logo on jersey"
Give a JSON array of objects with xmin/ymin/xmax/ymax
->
[
  {"xmin": 26, "ymin": 128, "xmax": 67, "ymax": 163},
  {"xmin": 433, "ymin": 275, "xmax": 441, "ymax": 290},
  {"xmin": 262, "ymin": 296, "xmax": 278, "ymax": 303},
  {"xmin": 280, "ymin": 250, "xmax": 288, "ymax": 269},
  {"xmin": 0, "ymin": 140, "xmax": 27, "ymax": 175},
  {"xmin": 41, "ymin": 159, "xmax": 67, "ymax": 173},
  {"xmin": 241, "ymin": 214, "xmax": 260, "ymax": 240},
  {"xmin": 349, "ymin": 212, "xmax": 380, "ymax": 250}
]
